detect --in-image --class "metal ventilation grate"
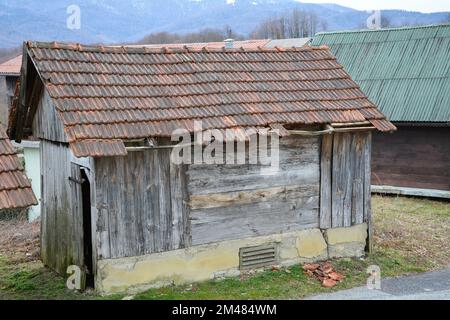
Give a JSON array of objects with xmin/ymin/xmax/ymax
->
[{"xmin": 239, "ymin": 244, "xmax": 278, "ymax": 270}]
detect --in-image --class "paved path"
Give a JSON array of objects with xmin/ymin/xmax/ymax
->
[{"xmin": 307, "ymin": 268, "xmax": 450, "ymax": 300}]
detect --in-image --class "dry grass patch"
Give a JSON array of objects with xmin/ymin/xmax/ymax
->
[
  {"xmin": 373, "ymin": 195, "xmax": 450, "ymax": 270},
  {"xmin": 0, "ymin": 215, "xmax": 40, "ymax": 264}
]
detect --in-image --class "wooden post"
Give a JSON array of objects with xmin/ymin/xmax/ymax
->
[
  {"xmin": 319, "ymin": 134, "xmax": 332, "ymax": 229},
  {"xmin": 364, "ymin": 132, "xmax": 373, "ymax": 253}
]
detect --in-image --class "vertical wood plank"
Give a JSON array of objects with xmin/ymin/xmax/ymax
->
[
  {"xmin": 170, "ymin": 162, "xmax": 190, "ymax": 248},
  {"xmin": 151, "ymin": 150, "xmax": 162, "ymax": 252},
  {"xmin": 95, "ymin": 158, "xmax": 111, "ymax": 259},
  {"xmin": 142, "ymin": 150, "xmax": 156, "ymax": 254},
  {"xmin": 89, "ymin": 157, "xmax": 98, "ymax": 276},
  {"xmin": 343, "ymin": 133, "xmax": 354, "ymax": 227},
  {"xmin": 319, "ymin": 134, "xmax": 332, "ymax": 229},
  {"xmin": 39, "ymin": 141, "xmax": 47, "ymax": 264},
  {"xmin": 40, "ymin": 140, "xmax": 81, "ymax": 274},
  {"xmin": 331, "ymin": 133, "xmax": 344, "ymax": 227},
  {"xmin": 352, "ymin": 133, "xmax": 365, "ymax": 225},
  {"xmin": 364, "ymin": 132, "xmax": 373, "ymax": 253},
  {"xmin": 158, "ymin": 149, "xmax": 173, "ymax": 252},
  {"xmin": 132, "ymin": 152, "xmax": 145, "ymax": 256}
]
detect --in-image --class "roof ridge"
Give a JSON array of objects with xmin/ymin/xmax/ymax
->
[
  {"xmin": 315, "ymin": 23, "xmax": 450, "ymax": 36},
  {"xmin": 27, "ymin": 40, "xmax": 329, "ymax": 54}
]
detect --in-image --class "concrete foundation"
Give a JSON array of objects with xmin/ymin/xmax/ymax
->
[
  {"xmin": 326, "ymin": 223, "xmax": 368, "ymax": 258},
  {"xmin": 96, "ymin": 224, "xmax": 368, "ymax": 295}
]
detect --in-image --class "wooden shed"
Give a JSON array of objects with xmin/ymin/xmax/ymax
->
[
  {"xmin": 0, "ymin": 55, "xmax": 21, "ymax": 125},
  {"xmin": 312, "ymin": 24, "xmax": 450, "ymax": 199},
  {"xmin": 9, "ymin": 41, "xmax": 394, "ymax": 294}
]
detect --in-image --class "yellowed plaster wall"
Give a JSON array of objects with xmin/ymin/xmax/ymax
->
[{"xmin": 96, "ymin": 224, "xmax": 367, "ymax": 295}]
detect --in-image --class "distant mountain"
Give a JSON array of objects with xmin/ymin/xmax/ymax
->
[{"xmin": 0, "ymin": 0, "xmax": 448, "ymax": 48}]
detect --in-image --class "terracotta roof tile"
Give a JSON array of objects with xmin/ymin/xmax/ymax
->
[
  {"xmin": 128, "ymin": 39, "xmax": 271, "ymax": 50},
  {"xmin": 0, "ymin": 125, "xmax": 37, "ymax": 210},
  {"xmin": 0, "ymin": 55, "xmax": 22, "ymax": 75},
  {"xmin": 18, "ymin": 41, "xmax": 393, "ymax": 157}
]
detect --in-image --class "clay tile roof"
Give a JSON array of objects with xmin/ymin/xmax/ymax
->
[
  {"xmin": 0, "ymin": 125, "xmax": 37, "ymax": 210},
  {"xmin": 0, "ymin": 55, "xmax": 22, "ymax": 75},
  {"xmin": 19, "ymin": 41, "xmax": 394, "ymax": 157},
  {"xmin": 128, "ymin": 39, "xmax": 271, "ymax": 50}
]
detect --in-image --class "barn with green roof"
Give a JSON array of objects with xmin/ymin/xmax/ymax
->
[{"xmin": 312, "ymin": 24, "xmax": 450, "ymax": 198}]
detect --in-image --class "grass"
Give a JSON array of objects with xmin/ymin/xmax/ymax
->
[
  {"xmin": 0, "ymin": 256, "xmax": 109, "ymax": 300},
  {"xmin": 0, "ymin": 195, "xmax": 449, "ymax": 300}
]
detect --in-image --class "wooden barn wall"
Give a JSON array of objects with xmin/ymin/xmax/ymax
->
[
  {"xmin": 372, "ymin": 126, "xmax": 450, "ymax": 191},
  {"xmin": 40, "ymin": 140, "xmax": 84, "ymax": 274},
  {"xmin": 319, "ymin": 132, "xmax": 372, "ymax": 230},
  {"xmin": 32, "ymin": 89, "xmax": 67, "ymax": 143},
  {"xmin": 94, "ymin": 150, "xmax": 189, "ymax": 259},
  {"xmin": 187, "ymin": 136, "xmax": 321, "ymax": 245}
]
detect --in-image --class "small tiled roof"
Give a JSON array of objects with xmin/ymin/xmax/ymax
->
[
  {"xmin": 0, "ymin": 125, "xmax": 37, "ymax": 210},
  {"xmin": 15, "ymin": 41, "xmax": 394, "ymax": 157},
  {"xmin": 0, "ymin": 55, "xmax": 22, "ymax": 75}
]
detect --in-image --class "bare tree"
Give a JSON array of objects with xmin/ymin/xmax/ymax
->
[
  {"xmin": 250, "ymin": 9, "xmax": 325, "ymax": 39},
  {"xmin": 136, "ymin": 27, "xmax": 244, "ymax": 45}
]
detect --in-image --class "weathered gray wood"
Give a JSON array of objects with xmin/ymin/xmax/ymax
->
[
  {"xmin": 190, "ymin": 184, "xmax": 319, "ymax": 210},
  {"xmin": 188, "ymin": 138, "xmax": 320, "ymax": 196},
  {"xmin": 32, "ymin": 89, "xmax": 67, "ymax": 143},
  {"xmin": 159, "ymin": 149, "xmax": 173, "ymax": 252},
  {"xmin": 188, "ymin": 136, "xmax": 321, "ymax": 245},
  {"xmin": 40, "ymin": 140, "xmax": 84, "ymax": 275},
  {"xmin": 352, "ymin": 133, "xmax": 365, "ymax": 225},
  {"xmin": 331, "ymin": 132, "xmax": 371, "ymax": 228},
  {"xmin": 88, "ymin": 157, "xmax": 98, "ymax": 277},
  {"xmin": 94, "ymin": 158, "xmax": 111, "ymax": 259},
  {"xmin": 364, "ymin": 132, "xmax": 373, "ymax": 253},
  {"xmin": 342, "ymin": 133, "xmax": 353, "ymax": 227},
  {"xmin": 170, "ymin": 162, "xmax": 191, "ymax": 248},
  {"xmin": 39, "ymin": 141, "xmax": 47, "ymax": 264},
  {"xmin": 371, "ymin": 185, "xmax": 450, "ymax": 199},
  {"xmin": 331, "ymin": 133, "xmax": 345, "ymax": 227},
  {"xmin": 191, "ymin": 199, "xmax": 319, "ymax": 245},
  {"xmin": 188, "ymin": 165, "xmax": 319, "ymax": 196},
  {"xmin": 94, "ymin": 149, "xmax": 189, "ymax": 259},
  {"xmin": 70, "ymin": 163, "xmax": 85, "ymax": 289},
  {"xmin": 319, "ymin": 134, "xmax": 332, "ymax": 229},
  {"xmin": 13, "ymin": 44, "xmax": 29, "ymax": 141}
]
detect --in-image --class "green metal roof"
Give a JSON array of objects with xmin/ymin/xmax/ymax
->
[{"xmin": 312, "ymin": 24, "xmax": 450, "ymax": 123}]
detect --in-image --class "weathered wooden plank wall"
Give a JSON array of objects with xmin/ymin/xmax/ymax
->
[
  {"xmin": 187, "ymin": 136, "xmax": 321, "ymax": 245},
  {"xmin": 94, "ymin": 149, "xmax": 189, "ymax": 259},
  {"xmin": 319, "ymin": 132, "xmax": 372, "ymax": 230},
  {"xmin": 372, "ymin": 126, "xmax": 450, "ymax": 191},
  {"xmin": 32, "ymin": 90, "xmax": 67, "ymax": 143},
  {"xmin": 40, "ymin": 140, "xmax": 84, "ymax": 274}
]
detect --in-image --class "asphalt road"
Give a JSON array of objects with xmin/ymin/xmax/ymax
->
[{"xmin": 307, "ymin": 267, "xmax": 450, "ymax": 300}]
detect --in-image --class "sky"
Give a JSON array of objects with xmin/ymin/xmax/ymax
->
[{"xmin": 296, "ymin": 0, "xmax": 450, "ymax": 13}]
